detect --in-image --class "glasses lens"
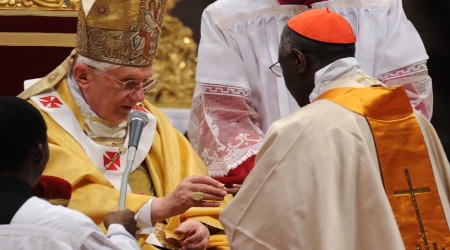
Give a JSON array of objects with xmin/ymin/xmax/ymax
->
[
  {"xmin": 270, "ymin": 65, "xmax": 283, "ymax": 77},
  {"xmin": 122, "ymin": 78, "xmax": 158, "ymax": 92},
  {"xmin": 143, "ymin": 79, "xmax": 158, "ymax": 91},
  {"xmin": 123, "ymin": 80, "xmax": 140, "ymax": 92}
]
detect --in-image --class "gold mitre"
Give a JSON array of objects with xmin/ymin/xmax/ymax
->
[{"xmin": 76, "ymin": 0, "xmax": 166, "ymax": 66}]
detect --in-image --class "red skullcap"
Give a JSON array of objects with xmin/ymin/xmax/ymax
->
[
  {"xmin": 277, "ymin": 0, "xmax": 327, "ymax": 6},
  {"xmin": 287, "ymin": 8, "xmax": 356, "ymax": 44}
]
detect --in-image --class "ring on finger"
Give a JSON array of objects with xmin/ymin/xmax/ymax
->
[{"xmin": 192, "ymin": 191, "xmax": 204, "ymax": 201}]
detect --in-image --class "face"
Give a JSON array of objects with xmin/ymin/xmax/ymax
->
[{"xmin": 77, "ymin": 65, "xmax": 153, "ymax": 122}]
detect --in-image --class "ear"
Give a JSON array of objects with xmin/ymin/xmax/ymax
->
[
  {"xmin": 291, "ymin": 49, "xmax": 307, "ymax": 74},
  {"xmin": 32, "ymin": 143, "xmax": 49, "ymax": 167},
  {"xmin": 29, "ymin": 143, "xmax": 49, "ymax": 187},
  {"xmin": 72, "ymin": 64, "xmax": 92, "ymax": 90}
]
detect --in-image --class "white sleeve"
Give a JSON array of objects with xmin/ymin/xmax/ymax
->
[
  {"xmin": 106, "ymin": 224, "xmax": 141, "ymax": 250},
  {"xmin": 81, "ymin": 223, "xmax": 140, "ymax": 250},
  {"xmin": 136, "ymin": 198, "xmax": 153, "ymax": 233}
]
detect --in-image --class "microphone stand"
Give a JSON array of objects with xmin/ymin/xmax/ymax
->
[
  {"xmin": 119, "ymin": 146, "xmax": 137, "ymax": 210},
  {"xmin": 118, "ymin": 111, "xmax": 148, "ymax": 211}
]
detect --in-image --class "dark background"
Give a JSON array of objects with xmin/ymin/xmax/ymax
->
[
  {"xmin": 1, "ymin": 0, "xmax": 448, "ymax": 156},
  {"xmin": 402, "ymin": 1, "xmax": 450, "ymax": 157}
]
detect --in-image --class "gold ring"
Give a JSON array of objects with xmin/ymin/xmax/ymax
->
[{"xmin": 192, "ymin": 191, "xmax": 204, "ymax": 201}]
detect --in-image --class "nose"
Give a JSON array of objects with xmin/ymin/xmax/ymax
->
[{"xmin": 128, "ymin": 87, "xmax": 146, "ymax": 102}]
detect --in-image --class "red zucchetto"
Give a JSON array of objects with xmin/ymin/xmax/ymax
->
[{"xmin": 287, "ymin": 8, "xmax": 356, "ymax": 44}]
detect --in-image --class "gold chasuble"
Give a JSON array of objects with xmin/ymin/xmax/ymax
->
[{"xmin": 317, "ymin": 85, "xmax": 450, "ymax": 249}]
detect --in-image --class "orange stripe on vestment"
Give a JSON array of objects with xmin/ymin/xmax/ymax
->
[{"xmin": 317, "ymin": 85, "xmax": 450, "ymax": 249}]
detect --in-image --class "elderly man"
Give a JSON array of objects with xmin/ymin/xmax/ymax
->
[
  {"xmin": 18, "ymin": 0, "xmax": 230, "ymax": 249},
  {"xmin": 220, "ymin": 8, "xmax": 450, "ymax": 249}
]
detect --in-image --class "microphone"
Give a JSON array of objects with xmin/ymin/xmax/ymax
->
[
  {"xmin": 127, "ymin": 110, "xmax": 150, "ymax": 150},
  {"xmin": 119, "ymin": 110, "xmax": 149, "ymax": 210}
]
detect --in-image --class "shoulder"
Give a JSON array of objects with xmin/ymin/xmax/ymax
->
[
  {"xmin": 266, "ymin": 100, "xmax": 365, "ymax": 146},
  {"xmin": 273, "ymin": 101, "xmax": 358, "ymax": 130}
]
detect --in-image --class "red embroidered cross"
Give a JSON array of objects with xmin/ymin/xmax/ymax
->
[
  {"xmin": 39, "ymin": 96, "xmax": 63, "ymax": 108},
  {"xmin": 103, "ymin": 151, "xmax": 121, "ymax": 171}
]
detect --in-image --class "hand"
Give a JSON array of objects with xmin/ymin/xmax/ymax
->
[
  {"xmin": 174, "ymin": 220, "xmax": 210, "ymax": 250},
  {"xmin": 225, "ymin": 184, "xmax": 242, "ymax": 196},
  {"xmin": 104, "ymin": 209, "xmax": 138, "ymax": 236},
  {"xmin": 151, "ymin": 175, "xmax": 227, "ymax": 223}
]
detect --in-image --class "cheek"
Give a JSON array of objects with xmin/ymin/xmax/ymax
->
[
  {"xmin": 284, "ymin": 74, "xmax": 300, "ymax": 94},
  {"xmin": 87, "ymin": 90, "xmax": 117, "ymax": 115}
]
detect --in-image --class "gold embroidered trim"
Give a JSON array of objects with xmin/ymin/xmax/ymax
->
[
  {"xmin": 46, "ymin": 198, "xmax": 70, "ymax": 207},
  {"xmin": 0, "ymin": 10, "xmax": 77, "ymax": 17},
  {"xmin": 82, "ymin": 114, "xmax": 126, "ymax": 126},
  {"xmin": 91, "ymin": 137, "xmax": 125, "ymax": 145}
]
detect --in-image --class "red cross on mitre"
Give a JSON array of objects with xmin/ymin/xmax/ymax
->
[
  {"xmin": 39, "ymin": 96, "xmax": 63, "ymax": 108},
  {"xmin": 132, "ymin": 104, "xmax": 149, "ymax": 113},
  {"xmin": 103, "ymin": 151, "xmax": 121, "ymax": 171}
]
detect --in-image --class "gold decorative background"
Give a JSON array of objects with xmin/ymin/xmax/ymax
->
[{"xmin": 0, "ymin": 0, "xmax": 197, "ymax": 109}]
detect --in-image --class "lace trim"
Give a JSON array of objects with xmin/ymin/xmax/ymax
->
[
  {"xmin": 378, "ymin": 61, "xmax": 429, "ymax": 82},
  {"xmin": 188, "ymin": 83, "xmax": 264, "ymax": 177},
  {"xmin": 209, "ymin": 4, "xmax": 309, "ymax": 31},
  {"xmin": 209, "ymin": 0, "xmax": 393, "ymax": 31},
  {"xmin": 377, "ymin": 61, "xmax": 433, "ymax": 120},
  {"xmin": 192, "ymin": 84, "xmax": 253, "ymax": 109}
]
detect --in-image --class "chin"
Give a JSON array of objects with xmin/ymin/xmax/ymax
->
[
  {"xmin": 110, "ymin": 108, "xmax": 132, "ymax": 121},
  {"xmin": 114, "ymin": 114, "xmax": 129, "ymax": 122},
  {"xmin": 101, "ymin": 113, "xmax": 128, "ymax": 122}
]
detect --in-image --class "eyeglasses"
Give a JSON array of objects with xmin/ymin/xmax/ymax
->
[
  {"xmin": 269, "ymin": 53, "xmax": 294, "ymax": 77},
  {"xmin": 87, "ymin": 65, "xmax": 158, "ymax": 93}
]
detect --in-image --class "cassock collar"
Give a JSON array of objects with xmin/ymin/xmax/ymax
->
[{"xmin": 310, "ymin": 57, "xmax": 360, "ymax": 102}]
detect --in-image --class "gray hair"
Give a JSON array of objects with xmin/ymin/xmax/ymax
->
[{"xmin": 74, "ymin": 54, "xmax": 120, "ymax": 71}]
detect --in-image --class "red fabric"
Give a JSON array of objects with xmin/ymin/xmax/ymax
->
[
  {"xmin": 277, "ymin": 0, "xmax": 327, "ymax": 7},
  {"xmin": 32, "ymin": 175, "xmax": 72, "ymax": 200},
  {"xmin": 214, "ymin": 155, "xmax": 256, "ymax": 187},
  {"xmin": 0, "ymin": 15, "xmax": 76, "ymax": 96},
  {"xmin": 288, "ymin": 8, "xmax": 356, "ymax": 44}
]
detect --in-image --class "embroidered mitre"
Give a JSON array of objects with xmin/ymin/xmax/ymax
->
[{"xmin": 76, "ymin": 0, "xmax": 166, "ymax": 66}]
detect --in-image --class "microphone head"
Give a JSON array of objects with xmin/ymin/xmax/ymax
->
[{"xmin": 128, "ymin": 110, "xmax": 149, "ymax": 126}]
